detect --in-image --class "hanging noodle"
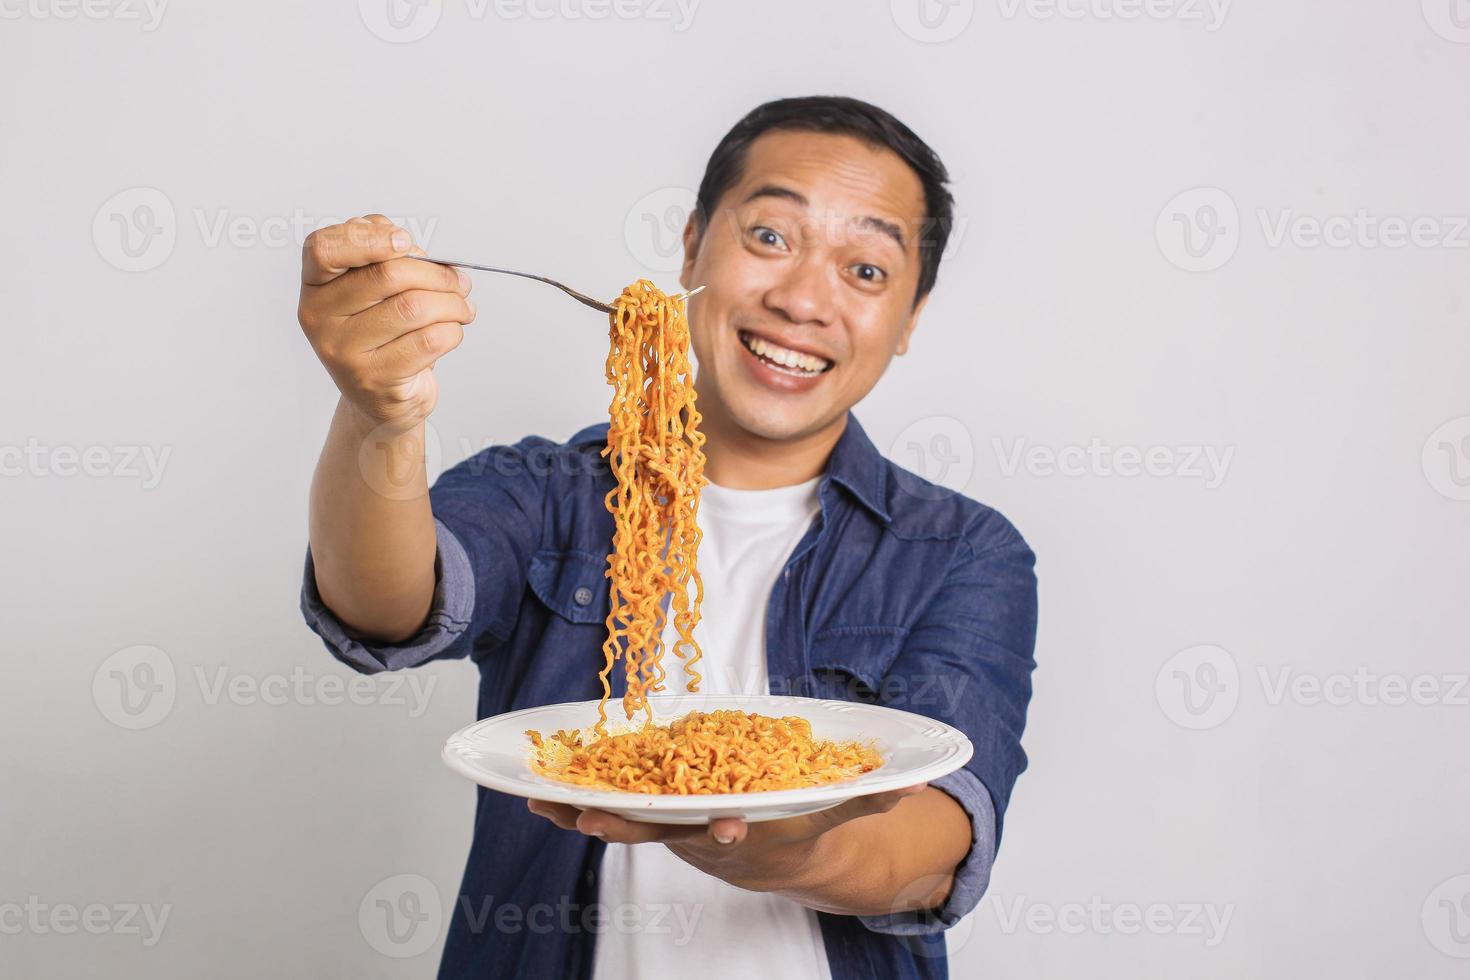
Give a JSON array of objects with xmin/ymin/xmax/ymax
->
[
  {"xmin": 597, "ymin": 280, "xmax": 708, "ymax": 732},
  {"xmin": 526, "ymin": 279, "xmax": 882, "ymax": 795}
]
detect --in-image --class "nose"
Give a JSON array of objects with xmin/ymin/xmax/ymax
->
[{"xmin": 762, "ymin": 254, "xmax": 836, "ymax": 328}]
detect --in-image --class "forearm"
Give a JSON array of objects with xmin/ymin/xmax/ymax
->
[
  {"xmin": 308, "ymin": 397, "xmax": 437, "ymax": 641},
  {"xmin": 749, "ymin": 787, "xmax": 972, "ymax": 918}
]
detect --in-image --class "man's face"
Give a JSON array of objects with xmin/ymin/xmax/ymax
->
[{"xmin": 679, "ymin": 130, "xmax": 930, "ymax": 443}]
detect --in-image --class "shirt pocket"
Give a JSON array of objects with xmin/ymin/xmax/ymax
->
[
  {"xmin": 805, "ymin": 625, "xmax": 909, "ymax": 702},
  {"xmin": 527, "ymin": 549, "xmax": 610, "ymax": 626}
]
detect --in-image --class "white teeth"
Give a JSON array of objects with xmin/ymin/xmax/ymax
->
[{"xmin": 742, "ymin": 332, "xmax": 830, "ymax": 374}]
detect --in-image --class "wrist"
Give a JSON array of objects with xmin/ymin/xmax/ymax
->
[{"xmin": 335, "ymin": 396, "xmax": 422, "ymax": 441}]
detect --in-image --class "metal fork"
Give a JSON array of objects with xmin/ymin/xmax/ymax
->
[{"xmin": 408, "ymin": 255, "xmax": 703, "ymax": 315}]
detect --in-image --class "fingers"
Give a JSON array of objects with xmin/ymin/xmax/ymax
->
[
  {"xmin": 302, "ymin": 218, "xmax": 415, "ymax": 286},
  {"xmin": 350, "ymin": 288, "xmax": 476, "ymax": 351},
  {"xmin": 706, "ymin": 817, "xmax": 747, "ymax": 846},
  {"xmin": 525, "ymin": 790, "xmax": 926, "ymax": 848},
  {"xmin": 526, "ymin": 799, "xmax": 582, "ymax": 831},
  {"xmin": 576, "ymin": 810, "xmax": 712, "ymax": 845},
  {"xmin": 524, "ymin": 801, "xmax": 715, "ymax": 846},
  {"xmin": 315, "ymin": 255, "xmax": 471, "ymax": 318},
  {"xmin": 367, "ymin": 320, "xmax": 467, "ymax": 379}
]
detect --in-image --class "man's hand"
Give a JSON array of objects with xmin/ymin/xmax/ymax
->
[
  {"xmin": 302, "ymin": 214, "xmax": 473, "ymax": 641},
  {"xmin": 526, "ymin": 783, "xmax": 968, "ymax": 918},
  {"xmin": 298, "ymin": 214, "xmax": 476, "ymax": 435}
]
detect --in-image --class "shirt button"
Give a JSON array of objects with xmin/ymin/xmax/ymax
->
[{"xmin": 573, "ymin": 587, "xmax": 593, "ymax": 607}]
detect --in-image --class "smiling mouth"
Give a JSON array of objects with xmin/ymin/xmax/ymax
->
[{"xmin": 738, "ymin": 330, "xmax": 834, "ymax": 377}]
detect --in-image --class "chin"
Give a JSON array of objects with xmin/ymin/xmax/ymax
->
[{"xmin": 725, "ymin": 390, "xmax": 839, "ymax": 443}]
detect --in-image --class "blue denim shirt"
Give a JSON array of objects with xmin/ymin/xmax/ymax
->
[{"xmin": 301, "ymin": 412, "xmax": 1038, "ymax": 980}]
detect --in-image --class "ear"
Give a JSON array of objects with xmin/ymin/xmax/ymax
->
[
  {"xmin": 894, "ymin": 293, "xmax": 929, "ymax": 356},
  {"xmin": 678, "ymin": 212, "xmax": 704, "ymax": 292}
]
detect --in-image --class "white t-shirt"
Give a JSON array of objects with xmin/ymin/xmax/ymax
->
[{"xmin": 591, "ymin": 476, "xmax": 832, "ymax": 980}]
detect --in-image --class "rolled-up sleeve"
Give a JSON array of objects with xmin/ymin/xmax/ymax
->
[
  {"xmin": 859, "ymin": 768, "xmax": 997, "ymax": 935},
  {"xmin": 300, "ymin": 519, "xmax": 476, "ymax": 674},
  {"xmin": 298, "ymin": 433, "xmax": 560, "ymax": 674},
  {"xmin": 860, "ymin": 508, "xmax": 1038, "ymax": 936}
]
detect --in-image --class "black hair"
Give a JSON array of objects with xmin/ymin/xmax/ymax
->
[{"xmin": 694, "ymin": 95, "xmax": 955, "ymax": 303}]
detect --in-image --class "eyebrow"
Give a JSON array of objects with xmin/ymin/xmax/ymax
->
[{"xmin": 741, "ymin": 184, "xmax": 908, "ymax": 251}]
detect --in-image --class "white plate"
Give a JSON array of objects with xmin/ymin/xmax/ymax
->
[{"xmin": 441, "ymin": 694, "xmax": 973, "ymax": 824}]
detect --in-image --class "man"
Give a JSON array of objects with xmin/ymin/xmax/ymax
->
[{"xmin": 298, "ymin": 96, "xmax": 1037, "ymax": 980}]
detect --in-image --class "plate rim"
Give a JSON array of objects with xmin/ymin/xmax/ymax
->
[{"xmin": 441, "ymin": 694, "xmax": 975, "ymax": 812}]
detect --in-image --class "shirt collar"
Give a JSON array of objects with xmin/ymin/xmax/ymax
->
[{"xmin": 822, "ymin": 412, "xmax": 892, "ymax": 524}]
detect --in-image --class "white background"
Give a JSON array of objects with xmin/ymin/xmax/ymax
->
[{"xmin": 3, "ymin": 0, "xmax": 1469, "ymax": 977}]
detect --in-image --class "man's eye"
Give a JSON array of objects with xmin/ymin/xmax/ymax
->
[
  {"xmin": 750, "ymin": 226, "xmax": 787, "ymax": 250},
  {"xmin": 850, "ymin": 263, "xmax": 886, "ymax": 283}
]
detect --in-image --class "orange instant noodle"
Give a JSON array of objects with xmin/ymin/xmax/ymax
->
[
  {"xmin": 527, "ymin": 710, "xmax": 882, "ymax": 795},
  {"xmin": 597, "ymin": 280, "xmax": 708, "ymax": 731},
  {"xmin": 526, "ymin": 280, "xmax": 881, "ymax": 795}
]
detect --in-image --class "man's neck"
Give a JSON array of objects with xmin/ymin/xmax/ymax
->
[{"xmin": 698, "ymin": 403, "xmax": 847, "ymax": 491}]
